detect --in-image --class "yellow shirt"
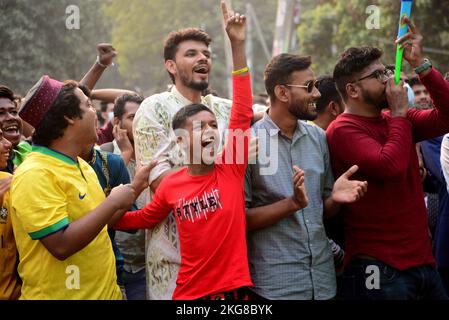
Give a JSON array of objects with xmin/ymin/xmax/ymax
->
[
  {"xmin": 0, "ymin": 172, "xmax": 21, "ymax": 300},
  {"xmin": 10, "ymin": 146, "xmax": 122, "ymax": 300}
]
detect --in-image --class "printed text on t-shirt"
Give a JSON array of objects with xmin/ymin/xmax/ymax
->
[{"xmin": 175, "ymin": 189, "xmax": 223, "ymax": 223}]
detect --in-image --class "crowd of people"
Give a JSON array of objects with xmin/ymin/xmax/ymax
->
[{"xmin": 1, "ymin": 2, "xmax": 449, "ymax": 300}]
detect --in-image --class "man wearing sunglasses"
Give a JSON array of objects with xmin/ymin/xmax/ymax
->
[
  {"xmin": 244, "ymin": 53, "xmax": 368, "ymax": 300},
  {"xmin": 327, "ymin": 18, "xmax": 449, "ymax": 300}
]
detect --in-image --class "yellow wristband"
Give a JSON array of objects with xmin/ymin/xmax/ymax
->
[{"xmin": 232, "ymin": 66, "xmax": 249, "ymax": 76}]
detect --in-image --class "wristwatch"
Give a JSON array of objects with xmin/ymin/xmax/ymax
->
[{"xmin": 414, "ymin": 58, "xmax": 432, "ymax": 74}]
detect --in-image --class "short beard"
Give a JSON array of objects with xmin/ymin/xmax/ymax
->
[
  {"xmin": 362, "ymin": 88, "xmax": 388, "ymax": 110},
  {"xmin": 180, "ymin": 72, "xmax": 209, "ymax": 92},
  {"xmin": 187, "ymin": 80, "xmax": 209, "ymax": 92},
  {"xmin": 288, "ymin": 104, "xmax": 318, "ymax": 121}
]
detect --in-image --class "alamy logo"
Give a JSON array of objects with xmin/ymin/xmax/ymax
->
[
  {"xmin": 65, "ymin": 5, "xmax": 80, "ymax": 30},
  {"xmin": 65, "ymin": 265, "xmax": 80, "ymax": 290},
  {"xmin": 365, "ymin": 5, "xmax": 380, "ymax": 30},
  {"xmin": 365, "ymin": 265, "xmax": 380, "ymax": 290}
]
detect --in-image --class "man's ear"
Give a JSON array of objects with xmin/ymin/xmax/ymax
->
[
  {"xmin": 113, "ymin": 117, "xmax": 120, "ymax": 126},
  {"xmin": 64, "ymin": 116, "xmax": 76, "ymax": 125},
  {"xmin": 329, "ymin": 101, "xmax": 339, "ymax": 117},
  {"xmin": 274, "ymin": 85, "xmax": 289, "ymax": 103},
  {"xmin": 176, "ymin": 135, "xmax": 188, "ymax": 149},
  {"xmin": 165, "ymin": 60, "xmax": 177, "ymax": 77},
  {"xmin": 346, "ymin": 83, "xmax": 359, "ymax": 100}
]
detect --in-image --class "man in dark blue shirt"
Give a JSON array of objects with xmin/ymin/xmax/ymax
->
[
  {"xmin": 421, "ymin": 135, "xmax": 449, "ymax": 295},
  {"xmin": 81, "ymin": 144, "xmax": 138, "ymax": 298}
]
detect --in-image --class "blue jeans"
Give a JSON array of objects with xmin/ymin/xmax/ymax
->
[
  {"xmin": 342, "ymin": 257, "xmax": 448, "ymax": 300},
  {"xmin": 122, "ymin": 269, "xmax": 146, "ymax": 300}
]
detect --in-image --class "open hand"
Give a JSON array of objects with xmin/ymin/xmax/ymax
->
[{"xmin": 332, "ymin": 165, "xmax": 368, "ymax": 203}]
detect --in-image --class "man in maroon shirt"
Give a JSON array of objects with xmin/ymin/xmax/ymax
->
[{"xmin": 326, "ymin": 18, "xmax": 449, "ymax": 300}]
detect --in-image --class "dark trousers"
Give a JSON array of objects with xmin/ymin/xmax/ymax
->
[
  {"xmin": 122, "ymin": 269, "xmax": 146, "ymax": 300},
  {"xmin": 342, "ymin": 256, "xmax": 448, "ymax": 300},
  {"xmin": 198, "ymin": 287, "xmax": 250, "ymax": 300}
]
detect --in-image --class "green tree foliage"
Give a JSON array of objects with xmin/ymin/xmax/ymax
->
[
  {"xmin": 0, "ymin": 0, "xmax": 113, "ymax": 95},
  {"xmin": 297, "ymin": 0, "xmax": 449, "ymax": 77},
  {"xmin": 5, "ymin": 1, "xmax": 446, "ymax": 99},
  {"xmin": 103, "ymin": 0, "xmax": 277, "ymax": 97}
]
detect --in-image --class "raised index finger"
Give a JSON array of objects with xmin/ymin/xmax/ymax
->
[{"xmin": 221, "ymin": 1, "xmax": 229, "ymax": 21}]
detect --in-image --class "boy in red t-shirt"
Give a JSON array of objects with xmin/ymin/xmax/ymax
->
[{"xmin": 112, "ymin": 2, "xmax": 308, "ymax": 300}]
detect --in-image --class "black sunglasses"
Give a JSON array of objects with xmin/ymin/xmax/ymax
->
[
  {"xmin": 353, "ymin": 69, "xmax": 393, "ymax": 83},
  {"xmin": 284, "ymin": 80, "xmax": 317, "ymax": 93}
]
